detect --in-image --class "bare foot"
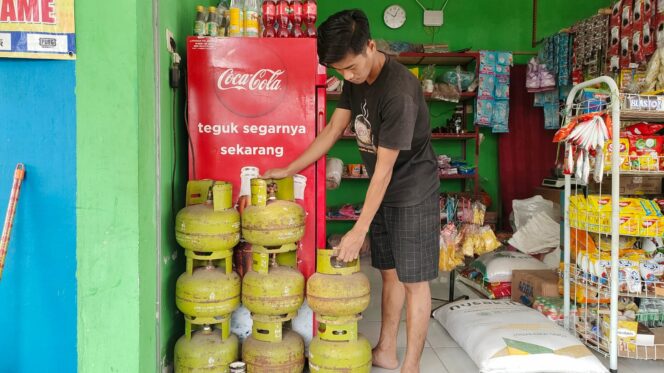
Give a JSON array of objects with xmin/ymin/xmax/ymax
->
[
  {"xmin": 400, "ymin": 363, "xmax": 420, "ymax": 373},
  {"xmin": 372, "ymin": 346, "xmax": 400, "ymax": 370}
]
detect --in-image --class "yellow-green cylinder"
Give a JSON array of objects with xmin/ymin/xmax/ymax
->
[
  {"xmin": 250, "ymin": 178, "xmax": 268, "ymax": 207},
  {"xmin": 306, "ymin": 271, "xmax": 370, "ymax": 317},
  {"xmin": 243, "ymin": 330, "xmax": 305, "ymax": 373},
  {"xmin": 274, "ymin": 177, "xmax": 295, "ymax": 201},
  {"xmin": 175, "ymin": 201, "xmax": 240, "ymax": 253},
  {"xmin": 308, "ymin": 335, "xmax": 372, "ymax": 373},
  {"xmin": 174, "ymin": 325, "xmax": 239, "ymax": 373},
  {"xmin": 241, "ymin": 200, "xmax": 305, "ymax": 246},
  {"xmin": 176, "ymin": 265, "xmax": 241, "ymax": 317},
  {"xmin": 242, "ymin": 266, "xmax": 304, "ymax": 316}
]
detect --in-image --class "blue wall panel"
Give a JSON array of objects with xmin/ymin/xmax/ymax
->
[{"xmin": 0, "ymin": 59, "xmax": 76, "ymax": 373}]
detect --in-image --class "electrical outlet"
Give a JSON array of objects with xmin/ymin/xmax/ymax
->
[
  {"xmin": 423, "ymin": 10, "xmax": 443, "ymax": 27},
  {"xmin": 166, "ymin": 29, "xmax": 175, "ymax": 53}
]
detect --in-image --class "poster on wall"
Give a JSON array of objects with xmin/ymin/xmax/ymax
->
[{"xmin": 0, "ymin": 0, "xmax": 75, "ymax": 60}]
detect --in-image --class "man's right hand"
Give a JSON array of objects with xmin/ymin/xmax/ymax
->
[{"xmin": 262, "ymin": 167, "xmax": 291, "ymax": 179}]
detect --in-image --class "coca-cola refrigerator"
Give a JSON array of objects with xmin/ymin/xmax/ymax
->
[{"xmin": 186, "ymin": 36, "xmax": 326, "ymax": 291}]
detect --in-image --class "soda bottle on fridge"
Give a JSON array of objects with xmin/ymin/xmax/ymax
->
[
  {"xmin": 244, "ymin": 0, "xmax": 260, "ymax": 37},
  {"xmin": 229, "ymin": 0, "xmax": 244, "ymax": 37},
  {"xmin": 193, "ymin": 5, "xmax": 207, "ymax": 36},
  {"xmin": 262, "ymin": 0, "xmax": 277, "ymax": 38},
  {"xmin": 290, "ymin": 0, "xmax": 304, "ymax": 38},
  {"xmin": 304, "ymin": 0, "xmax": 316, "ymax": 37},
  {"xmin": 206, "ymin": 6, "xmax": 220, "ymax": 36},
  {"xmin": 276, "ymin": 0, "xmax": 290, "ymax": 38},
  {"xmin": 217, "ymin": 0, "xmax": 230, "ymax": 36}
]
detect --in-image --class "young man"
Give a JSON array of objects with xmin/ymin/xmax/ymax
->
[{"xmin": 263, "ymin": 9, "xmax": 440, "ymax": 373}]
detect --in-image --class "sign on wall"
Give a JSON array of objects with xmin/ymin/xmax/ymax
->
[{"xmin": 0, "ymin": 0, "xmax": 75, "ymax": 60}]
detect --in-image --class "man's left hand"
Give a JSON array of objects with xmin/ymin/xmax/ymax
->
[{"xmin": 336, "ymin": 227, "xmax": 366, "ymax": 262}]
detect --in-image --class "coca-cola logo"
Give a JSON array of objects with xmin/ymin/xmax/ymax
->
[
  {"xmin": 217, "ymin": 68, "xmax": 285, "ymax": 91},
  {"xmin": 212, "ymin": 46, "xmax": 288, "ymax": 117}
]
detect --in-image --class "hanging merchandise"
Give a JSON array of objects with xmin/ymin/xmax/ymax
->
[
  {"xmin": 474, "ymin": 51, "xmax": 513, "ymax": 133},
  {"xmin": 571, "ymin": 13, "xmax": 609, "ymax": 77}
]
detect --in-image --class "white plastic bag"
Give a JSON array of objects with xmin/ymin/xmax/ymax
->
[
  {"xmin": 512, "ymin": 195, "xmax": 559, "ymax": 230},
  {"xmin": 508, "ymin": 211, "xmax": 561, "ymax": 255},
  {"xmin": 432, "ymin": 300, "xmax": 608, "ymax": 373},
  {"xmin": 326, "ymin": 158, "xmax": 343, "ymax": 190},
  {"xmin": 470, "ymin": 250, "xmax": 549, "ymax": 282}
]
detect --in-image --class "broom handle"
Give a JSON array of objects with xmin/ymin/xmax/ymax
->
[{"xmin": 0, "ymin": 164, "xmax": 25, "ymax": 281}]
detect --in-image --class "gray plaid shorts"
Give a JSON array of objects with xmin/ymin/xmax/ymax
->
[{"xmin": 370, "ymin": 192, "xmax": 440, "ymax": 283}]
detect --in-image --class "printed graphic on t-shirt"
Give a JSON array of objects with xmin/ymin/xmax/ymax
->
[{"xmin": 354, "ymin": 100, "xmax": 376, "ymax": 154}]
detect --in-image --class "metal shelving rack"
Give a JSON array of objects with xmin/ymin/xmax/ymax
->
[{"xmin": 562, "ymin": 76, "xmax": 664, "ymax": 372}]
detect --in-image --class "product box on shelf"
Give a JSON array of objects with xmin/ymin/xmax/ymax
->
[
  {"xmin": 511, "ymin": 270, "xmax": 559, "ymax": 307},
  {"xmin": 622, "ymin": 93, "xmax": 664, "ymax": 111},
  {"xmin": 590, "ymin": 175, "xmax": 662, "ymax": 195}
]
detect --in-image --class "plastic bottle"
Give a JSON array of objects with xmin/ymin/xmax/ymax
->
[
  {"xmin": 244, "ymin": 0, "xmax": 260, "ymax": 37},
  {"xmin": 290, "ymin": 0, "xmax": 303, "ymax": 38},
  {"xmin": 193, "ymin": 5, "xmax": 207, "ymax": 36},
  {"xmin": 229, "ymin": 0, "xmax": 244, "ymax": 37},
  {"xmin": 262, "ymin": 0, "xmax": 277, "ymax": 38},
  {"xmin": 217, "ymin": 0, "xmax": 230, "ymax": 36},
  {"xmin": 303, "ymin": 0, "xmax": 316, "ymax": 37},
  {"xmin": 276, "ymin": 0, "xmax": 290, "ymax": 38},
  {"xmin": 206, "ymin": 6, "xmax": 219, "ymax": 37}
]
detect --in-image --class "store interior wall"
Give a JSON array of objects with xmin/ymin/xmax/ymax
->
[
  {"xmin": 76, "ymin": 0, "xmax": 158, "ymax": 372},
  {"xmin": 0, "ymin": 60, "xmax": 77, "ymax": 373},
  {"xmin": 321, "ymin": 0, "xmax": 610, "ymax": 234}
]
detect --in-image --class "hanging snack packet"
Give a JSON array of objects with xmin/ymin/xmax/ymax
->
[{"xmin": 621, "ymin": 35, "xmax": 632, "ymax": 68}]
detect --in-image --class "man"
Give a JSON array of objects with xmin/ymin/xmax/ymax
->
[{"xmin": 263, "ymin": 9, "xmax": 439, "ymax": 373}]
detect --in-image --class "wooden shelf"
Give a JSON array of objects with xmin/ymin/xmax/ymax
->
[
  {"xmin": 326, "ymin": 216, "xmax": 358, "ymax": 222},
  {"xmin": 394, "ymin": 52, "xmax": 479, "ymax": 66},
  {"xmin": 340, "ymin": 132, "xmax": 477, "ymax": 140},
  {"xmin": 326, "ymin": 91, "xmax": 476, "ymax": 102}
]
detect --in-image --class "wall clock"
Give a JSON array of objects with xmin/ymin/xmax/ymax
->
[{"xmin": 384, "ymin": 5, "xmax": 407, "ymax": 29}]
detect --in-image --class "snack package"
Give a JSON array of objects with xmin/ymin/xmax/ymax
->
[
  {"xmin": 657, "ymin": 11, "xmax": 664, "ymax": 48},
  {"xmin": 602, "ymin": 316, "xmax": 638, "ymax": 352},
  {"xmin": 605, "ymin": 138, "xmax": 632, "ymax": 171},
  {"xmin": 439, "ymin": 223, "xmax": 462, "ymax": 272},
  {"xmin": 628, "ymin": 135, "xmax": 664, "ymax": 170},
  {"xmin": 621, "ymin": 35, "xmax": 632, "ymax": 68},
  {"xmin": 624, "ymin": 122, "xmax": 664, "ymax": 135},
  {"xmin": 635, "ymin": 1, "xmax": 646, "ymax": 35},
  {"xmin": 477, "ymin": 226, "xmax": 501, "ymax": 255},
  {"xmin": 623, "ymin": 1, "xmax": 634, "ymax": 33}
]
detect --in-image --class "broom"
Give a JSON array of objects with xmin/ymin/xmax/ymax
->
[{"xmin": 0, "ymin": 164, "xmax": 25, "ymax": 281}]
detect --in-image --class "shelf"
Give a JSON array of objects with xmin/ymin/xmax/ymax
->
[
  {"xmin": 326, "ymin": 216, "xmax": 358, "ymax": 222},
  {"xmin": 394, "ymin": 52, "xmax": 479, "ymax": 66},
  {"xmin": 621, "ymin": 109, "xmax": 664, "ymax": 122},
  {"xmin": 339, "ymin": 174, "xmax": 475, "ymax": 180},
  {"xmin": 340, "ymin": 132, "xmax": 477, "ymax": 140},
  {"xmin": 565, "ymin": 267, "xmax": 664, "ymax": 299},
  {"xmin": 326, "ymin": 91, "xmax": 476, "ymax": 102}
]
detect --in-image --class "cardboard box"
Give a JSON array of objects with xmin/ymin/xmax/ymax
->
[
  {"xmin": 589, "ymin": 175, "xmax": 662, "ymax": 195},
  {"xmin": 511, "ymin": 269, "xmax": 559, "ymax": 307},
  {"xmin": 533, "ymin": 187, "xmax": 562, "ymax": 206}
]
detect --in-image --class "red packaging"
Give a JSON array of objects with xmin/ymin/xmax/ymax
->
[
  {"xmin": 645, "ymin": 0, "xmax": 655, "ymax": 19},
  {"xmin": 628, "ymin": 135, "xmax": 664, "ymax": 171},
  {"xmin": 487, "ymin": 282, "xmax": 512, "ymax": 299},
  {"xmin": 625, "ymin": 122, "xmax": 664, "ymax": 135},
  {"xmin": 633, "ymin": 28, "xmax": 646, "ymax": 63},
  {"xmin": 610, "ymin": 25, "xmax": 621, "ymax": 55},
  {"xmin": 621, "ymin": 35, "xmax": 632, "ymax": 68},
  {"xmin": 634, "ymin": 0, "xmax": 645, "ymax": 34},
  {"xmin": 613, "ymin": 0, "xmax": 624, "ymax": 26},
  {"xmin": 657, "ymin": 11, "xmax": 664, "ymax": 47},
  {"xmin": 644, "ymin": 20, "xmax": 657, "ymax": 54},
  {"xmin": 623, "ymin": 1, "xmax": 634, "ymax": 33}
]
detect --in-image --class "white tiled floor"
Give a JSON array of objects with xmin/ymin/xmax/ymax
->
[{"xmin": 358, "ymin": 257, "xmax": 664, "ymax": 372}]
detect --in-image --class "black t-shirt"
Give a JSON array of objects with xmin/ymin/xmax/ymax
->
[{"xmin": 337, "ymin": 54, "xmax": 439, "ymax": 207}]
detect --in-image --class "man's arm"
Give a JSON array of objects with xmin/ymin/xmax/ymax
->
[
  {"xmin": 263, "ymin": 108, "xmax": 351, "ymax": 179},
  {"xmin": 336, "ymin": 146, "xmax": 399, "ymax": 262}
]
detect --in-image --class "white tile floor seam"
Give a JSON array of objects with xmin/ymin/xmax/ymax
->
[{"xmin": 358, "ymin": 257, "xmax": 664, "ymax": 372}]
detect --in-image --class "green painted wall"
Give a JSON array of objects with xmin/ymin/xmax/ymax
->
[
  {"xmin": 320, "ymin": 0, "xmax": 610, "ymax": 234},
  {"xmin": 76, "ymin": 0, "xmax": 157, "ymax": 372}
]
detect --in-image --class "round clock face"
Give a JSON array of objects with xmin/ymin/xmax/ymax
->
[{"xmin": 384, "ymin": 5, "xmax": 406, "ymax": 29}]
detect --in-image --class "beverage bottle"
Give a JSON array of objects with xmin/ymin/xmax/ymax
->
[
  {"xmin": 303, "ymin": 0, "xmax": 316, "ymax": 37},
  {"xmin": 276, "ymin": 0, "xmax": 290, "ymax": 38},
  {"xmin": 217, "ymin": 0, "xmax": 230, "ymax": 36},
  {"xmin": 193, "ymin": 5, "xmax": 207, "ymax": 36},
  {"xmin": 206, "ymin": 6, "xmax": 219, "ymax": 37},
  {"xmin": 262, "ymin": 0, "xmax": 277, "ymax": 38},
  {"xmin": 244, "ymin": 0, "xmax": 260, "ymax": 37},
  {"xmin": 290, "ymin": 0, "xmax": 303, "ymax": 37},
  {"xmin": 229, "ymin": 0, "xmax": 244, "ymax": 37}
]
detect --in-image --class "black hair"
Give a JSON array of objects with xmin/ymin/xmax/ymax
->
[{"xmin": 317, "ymin": 9, "xmax": 372, "ymax": 66}]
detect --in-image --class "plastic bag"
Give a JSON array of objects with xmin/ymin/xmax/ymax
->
[
  {"xmin": 441, "ymin": 66, "xmax": 476, "ymax": 91},
  {"xmin": 326, "ymin": 158, "xmax": 343, "ymax": 190},
  {"xmin": 439, "ymin": 223, "xmax": 462, "ymax": 271},
  {"xmin": 512, "ymin": 195, "xmax": 559, "ymax": 230},
  {"xmin": 470, "ymin": 250, "xmax": 549, "ymax": 283}
]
